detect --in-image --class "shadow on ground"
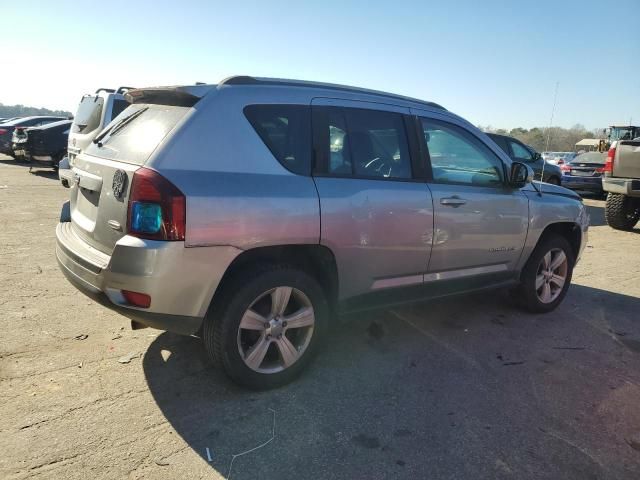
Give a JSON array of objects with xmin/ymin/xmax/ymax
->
[{"xmin": 143, "ymin": 285, "xmax": 640, "ymax": 480}]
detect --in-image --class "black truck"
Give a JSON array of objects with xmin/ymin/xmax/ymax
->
[{"xmin": 19, "ymin": 120, "xmax": 72, "ymax": 170}]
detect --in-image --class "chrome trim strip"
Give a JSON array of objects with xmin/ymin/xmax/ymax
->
[
  {"xmin": 424, "ymin": 264, "xmax": 508, "ymax": 283},
  {"xmin": 371, "ymin": 274, "xmax": 423, "ymax": 290}
]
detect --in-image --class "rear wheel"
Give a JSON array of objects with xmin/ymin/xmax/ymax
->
[
  {"xmin": 203, "ymin": 264, "xmax": 328, "ymax": 389},
  {"xmin": 605, "ymin": 193, "xmax": 640, "ymax": 231},
  {"xmin": 517, "ymin": 234, "xmax": 574, "ymax": 313}
]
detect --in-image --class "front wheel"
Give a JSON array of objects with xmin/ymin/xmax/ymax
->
[
  {"xmin": 516, "ymin": 234, "xmax": 575, "ymax": 313},
  {"xmin": 203, "ymin": 265, "xmax": 328, "ymax": 389},
  {"xmin": 605, "ymin": 193, "xmax": 640, "ymax": 231}
]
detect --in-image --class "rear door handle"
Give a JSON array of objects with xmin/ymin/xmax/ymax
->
[{"xmin": 440, "ymin": 196, "xmax": 467, "ymax": 207}]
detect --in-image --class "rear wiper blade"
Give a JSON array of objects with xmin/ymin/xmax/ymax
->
[{"xmin": 93, "ymin": 106, "xmax": 148, "ymax": 147}]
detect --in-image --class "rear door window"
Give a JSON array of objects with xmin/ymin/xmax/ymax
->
[
  {"xmin": 509, "ymin": 140, "xmax": 533, "ymax": 161},
  {"xmin": 315, "ymin": 106, "xmax": 412, "ymax": 180},
  {"xmin": 244, "ymin": 105, "xmax": 311, "ymax": 175}
]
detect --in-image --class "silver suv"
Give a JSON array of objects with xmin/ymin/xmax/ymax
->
[{"xmin": 56, "ymin": 76, "xmax": 589, "ymax": 389}]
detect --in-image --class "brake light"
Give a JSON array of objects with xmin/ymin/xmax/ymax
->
[
  {"xmin": 560, "ymin": 164, "xmax": 571, "ymax": 172},
  {"xmin": 603, "ymin": 147, "xmax": 616, "ymax": 174},
  {"xmin": 594, "ymin": 167, "xmax": 605, "ymax": 174},
  {"xmin": 0, "ymin": 129, "xmax": 7, "ymax": 135},
  {"xmin": 127, "ymin": 167, "xmax": 185, "ymax": 241}
]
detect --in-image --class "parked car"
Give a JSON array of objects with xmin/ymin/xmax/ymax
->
[
  {"xmin": 21, "ymin": 120, "xmax": 72, "ymax": 169},
  {"xmin": 58, "ymin": 87, "xmax": 132, "ymax": 188},
  {"xmin": 560, "ymin": 151, "xmax": 606, "ymax": 195},
  {"xmin": 487, "ymin": 133, "xmax": 563, "ymax": 185},
  {"xmin": 56, "ymin": 77, "xmax": 588, "ymax": 389},
  {"xmin": 0, "ymin": 116, "xmax": 67, "ymax": 157},
  {"xmin": 10, "ymin": 127, "xmax": 31, "ymax": 160},
  {"xmin": 546, "ymin": 152, "xmax": 576, "ymax": 165},
  {"xmin": 602, "ymin": 139, "xmax": 640, "ymax": 230}
]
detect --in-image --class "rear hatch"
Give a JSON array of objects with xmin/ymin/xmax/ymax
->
[
  {"xmin": 567, "ymin": 152, "xmax": 606, "ymax": 177},
  {"xmin": 613, "ymin": 140, "xmax": 640, "ymax": 178},
  {"xmin": 69, "ymin": 93, "xmax": 199, "ymax": 255}
]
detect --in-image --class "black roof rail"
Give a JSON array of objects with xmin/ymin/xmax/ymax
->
[
  {"xmin": 116, "ymin": 86, "xmax": 135, "ymax": 94},
  {"xmin": 219, "ymin": 75, "xmax": 445, "ymax": 110},
  {"xmin": 95, "ymin": 88, "xmax": 115, "ymax": 94}
]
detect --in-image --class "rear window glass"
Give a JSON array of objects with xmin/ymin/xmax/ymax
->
[
  {"xmin": 73, "ymin": 96, "xmax": 104, "ymax": 134},
  {"xmin": 244, "ymin": 105, "xmax": 311, "ymax": 175},
  {"xmin": 84, "ymin": 104, "xmax": 189, "ymax": 165},
  {"xmin": 110, "ymin": 99, "xmax": 129, "ymax": 121}
]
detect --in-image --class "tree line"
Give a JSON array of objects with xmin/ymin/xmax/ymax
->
[
  {"xmin": 0, "ymin": 103, "xmax": 72, "ymax": 119},
  {"xmin": 479, "ymin": 124, "xmax": 604, "ymax": 152}
]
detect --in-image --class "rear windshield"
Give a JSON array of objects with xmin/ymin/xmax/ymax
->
[
  {"xmin": 84, "ymin": 104, "xmax": 189, "ymax": 165},
  {"xmin": 572, "ymin": 152, "xmax": 606, "ymax": 164},
  {"xmin": 73, "ymin": 96, "xmax": 104, "ymax": 134}
]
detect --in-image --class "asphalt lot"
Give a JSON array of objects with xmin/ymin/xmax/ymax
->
[{"xmin": 1, "ymin": 155, "xmax": 640, "ymax": 480}]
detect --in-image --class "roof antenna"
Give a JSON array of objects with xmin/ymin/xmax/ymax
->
[{"xmin": 539, "ymin": 81, "xmax": 560, "ymax": 196}]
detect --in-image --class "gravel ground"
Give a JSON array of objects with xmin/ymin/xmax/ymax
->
[{"xmin": 1, "ymin": 156, "xmax": 640, "ymax": 480}]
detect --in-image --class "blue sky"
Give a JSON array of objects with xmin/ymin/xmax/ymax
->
[{"xmin": 2, "ymin": 0, "xmax": 638, "ymax": 129}]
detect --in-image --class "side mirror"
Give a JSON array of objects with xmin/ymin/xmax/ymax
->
[{"xmin": 509, "ymin": 161, "xmax": 534, "ymax": 188}]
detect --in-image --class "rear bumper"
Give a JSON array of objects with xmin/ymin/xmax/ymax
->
[
  {"xmin": 602, "ymin": 177, "xmax": 640, "ymax": 197},
  {"xmin": 56, "ymin": 219, "xmax": 241, "ymax": 335},
  {"xmin": 561, "ymin": 175, "xmax": 603, "ymax": 192}
]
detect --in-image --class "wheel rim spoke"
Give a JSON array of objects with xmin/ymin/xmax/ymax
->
[
  {"xmin": 271, "ymin": 287, "xmax": 292, "ymax": 316},
  {"xmin": 275, "ymin": 336, "xmax": 299, "ymax": 368},
  {"xmin": 535, "ymin": 274, "xmax": 545, "ymax": 290},
  {"xmin": 284, "ymin": 307, "xmax": 314, "ymax": 329},
  {"xmin": 541, "ymin": 283, "xmax": 552, "ymax": 303},
  {"xmin": 244, "ymin": 336, "xmax": 270, "ymax": 370},
  {"xmin": 550, "ymin": 251, "xmax": 566, "ymax": 271},
  {"xmin": 542, "ymin": 252, "xmax": 552, "ymax": 270},
  {"xmin": 240, "ymin": 309, "xmax": 267, "ymax": 330},
  {"xmin": 550, "ymin": 274, "xmax": 565, "ymax": 289}
]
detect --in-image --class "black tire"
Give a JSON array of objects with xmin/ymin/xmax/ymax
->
[
  {"xmin": 516, "ymin": 234, "xmax": 575, "ymax": 313},
  {"xmin": 203, "ymin": 264, "xmax": 329, "ymax": 390},
  {"xmin": 547, "ymin": 176, "xmax": 560, "ymax": 186},
  {"xmin": 605, "ymin": 193, "xmax": 640, "ymax": 231}
]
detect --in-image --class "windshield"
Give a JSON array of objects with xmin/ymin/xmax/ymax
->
[
  {"xmin": 72, "ymin": 96, "xmax": 104, "ymax": 134},
  {"xmin": 609, "ymin": 127, "xmax": 639, "ymax": 141},
  {"xmin": 84, "ymin": 104, "xmax": 190, "ymax": 165}
]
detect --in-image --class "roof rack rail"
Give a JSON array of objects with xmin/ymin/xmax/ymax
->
[
  {"xmin": 95, "ymin": 88, "xmax": 115, "ymax": 94},
  {"xmin": 116, "ymin": 86, "xmax": 135, "ymax": 94},
  {"xmin": 219, "ymin": 75, "xmax": 445, "ymax": 110}
]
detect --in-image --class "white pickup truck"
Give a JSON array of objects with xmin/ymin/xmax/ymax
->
[{"xmin": 603, "ymin": 139, "xmax": 640, "ymax": 230}]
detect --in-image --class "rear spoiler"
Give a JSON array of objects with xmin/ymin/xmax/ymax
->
[{"xmin": 124, "ymin": 85, "xmax": 214, "ymax": 107}]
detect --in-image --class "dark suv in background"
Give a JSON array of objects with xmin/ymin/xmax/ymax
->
[{"xmin": 487, "ymin": 133, "xmax": 562, "ymax": 185}]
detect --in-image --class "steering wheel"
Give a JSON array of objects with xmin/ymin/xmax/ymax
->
[{"xmin": 363, "ymin": 157, "xmax": 394, "ymax": 177}]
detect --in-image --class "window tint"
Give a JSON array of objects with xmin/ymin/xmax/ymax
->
[
  {"xmin": 509, "ymin": 140, "xmax": 533, "ymax": 161},
  {"xmin": 110, "ymin": 99, "xmax": 129, "ymax": 121},
  {"xmin": 244, "ymin": 105, "xmax": 311, "ymax": 175},
  {"xmin": 421, "ymin": 118, "xmax": 503, "ymax": 187},
  {"xmin": 488, "ymin": 134, "xmax": 510, "ymax": 154},
  {"xmin": 324, "ymin": 108, "xmax": 411, "ymax": 179}
]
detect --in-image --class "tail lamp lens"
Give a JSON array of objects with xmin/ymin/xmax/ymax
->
[
  {"xmin": 603, "ymin": 147, "xmax": 616, "ymax": 173},
  {"xmin": 122, "ymin": 290, "xmax": 151, "ymax": 308},
  {"xmin": 127, "ymin": 167, "xmax": 185, "ymax": 241}
]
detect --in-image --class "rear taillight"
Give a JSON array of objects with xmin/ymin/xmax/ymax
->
[
  {"xmin": 560, "ymin": 164, "xmax": 571, "ymax": 173},
  {"xmin": 594, "ymin": 167, "xmax": 605, "ymax": 174},
  {"xmin": 603, "ymin": 147, "xmax": 616, "ymax": 174},
  {"xmin": 127, "ymin": 167, "xmax": 185, "ymax": 241},
  {"xmin": 122, "ymin": 290, "xmax": 151, "ymax": 308},
  {"xmin": 0, "ymin": 129, "xmax": 7, "ymax": 135}
]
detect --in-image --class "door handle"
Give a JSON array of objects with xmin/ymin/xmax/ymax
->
[{"xmin": 440, "ymin": 196, "xmax": 467, "ymax": 207}]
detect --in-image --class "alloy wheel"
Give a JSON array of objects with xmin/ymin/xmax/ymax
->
[
  {"xmin": 535, "ymin": 248, "xmax": 568, "ymax": 303},
  {"xmin": 237, "ymin": 286, "xmax": 315, "ymax": 373}
]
